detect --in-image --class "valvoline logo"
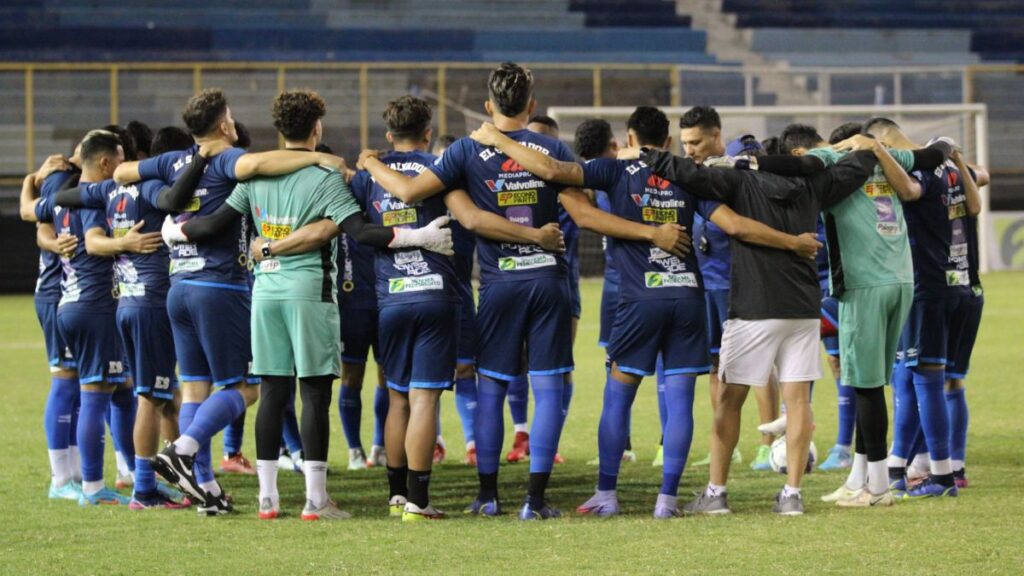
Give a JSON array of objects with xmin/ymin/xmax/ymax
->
[
  {"xmin": 631, "ymin": 193, "xmax": 651, "ymax": 207},
  {"xmin": 647, "ymin": 174, "xmax": 670, "ymax": 190},
  {"xmin": 502, "ymin": 158, "xmax": 524, "ymax": 172},
  {"xmin": 372, "ymin": 198, "xmax": 407, "ymax": 213},
  {"xmin": 485, "ymin": 179, "xmax": 506, "ymax": 192}
]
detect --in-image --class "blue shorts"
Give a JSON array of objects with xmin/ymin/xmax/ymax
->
[
  {"xmin": 455, "ymin": 278, "xmax": 477, "ymax": 365},
  {"xmin": 57, "ymin": 304, "xmax": 126, "ymax": 385},
  {"xmin": 608, "ymin": 297, "xmax": 710, "ymax": 377},
  {"xmin": 117, "ymin": 305, "xmax": 178, "ymax": 400},
  {"xmin": 821, "ymin": 293, "xmax": 840, "ymax": 357},
  {"xmin": 568, "ymin": 277, "xmax": 582, "ymax": 319},
  {"xmin": 34, "ymin": 298, "xmax": 74, "ymax": 370},
  {"xmin": 947, "ymin": 290, "xmax": 984, "ymax": 378},
  {"xmin": 339, "ymin": 304, "xmax": 380, "ymax": 364},
  {"xmin": 167, "ymin": 282, "xmax": 254, "ymax": 388},
  {"xmin": 900, "ymin": 294, "xmax": 971, "ymax": 368},
  {"xmin": 476, "ymin": 277, "xmax": 574, "ymax": 380},
  {"xmin": 378, "ymin": 301, "xmax": 457, "ymax": 392},
  {"xmin": 598, "ymin": 282, "xmax": 619, "ymax": 348},
  {"xmin": 705, "ymin": 289, "xmax": 729, "ymax": 355}
]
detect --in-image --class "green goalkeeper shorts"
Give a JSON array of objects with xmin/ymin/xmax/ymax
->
[
  {"xmin": 838, "ymin": 283, "xmax": 913, "ymax": 388},
  {"xmin": 251, "ymin": 299, "xmax": 341, "ymax": 378}
]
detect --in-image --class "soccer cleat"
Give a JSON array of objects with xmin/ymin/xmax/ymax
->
[
  {"xmin": 301, "ymin": 499, "xmax": 352, "ymax": 521},
  {"xmin": 758, "ymin": 415, "xmax": 788, "ymax": 437},
  {"xmin": 348, "ymin": 448, "xmax": 368, "ymax": 471},
  {"xmin": 156, "ymin": 481, "xmax": 184, "ymax": 502},
  {"xmin": 954, "ymin": 469, "xmax": 969, "ymax": 489},
  {"xmin": 751, "ymin": 445, "xmax": 773, "ymax": 471},
  {"xmin": 277, "ymin": 451, "xmax": 303, "ymax": 474},
  {"xmin": 576, "ymin": 490, "xmax": 620, "ymax": 517},
  {"xmin": 653, "ymin": 494, "xmax": 682, "ymax": 519},
  {"xmin": 152, "ymin": 443, "xmax": 205, "ymax": 502},
  {"xmin": 368, "ymin": 445, "xmax": 387, "ymax": 468},
  {"xmin": 683, "ymin": 491, "xmax": 732, "ymax": 515},
  {"xmin": 49, "ymin": 480, "xmax": 83, "ymax": 501},
  {"xmin": 464, "ymin": 497, "xmax": 502, "ymax": 517},
  {"xmin": 731, "ymin": 447, "xmax": 743, "ymax": 465},
  {"xmin": 433, "ymin": 442, "xmax": 447, "ymax": 465},
  {"xmin": 389, "ymin": 495, "xmax": 408, "ymax": 517},
  {"xmin": 506, "ymin": 431, "xmax": 530, "ymax": 463},
  {"xmin": 818, "ymin": 445, "xmax": 853, "ymax": 471},
  {"xmin": 836, "ymin": 489, "xmax": 895, "ymax": 508},
  {"xmin": 79, "ymin": 487, "xmax": 130, "ymax": 507},
  {"xmin": 464, "ymin": 446, "xmax": 477, "ymax": 466},
  {"xmin": 772, "ymin": 490, "xmax": 805, "ymax": 516},
  {"xmin": 402, "ymin": 502, "xmax": 446, "ymax": 522},
  {"xmin": 821, "ymin": 484, "xmax": 863, "ymax": 503},
  {"xmin": 115, "ymin": 473, "xmax": 134, "ymax": 490},
  {"xmin": 258, "ymin": 497, "xmax": 279, "ymax": 520},
  {"xmin": 553, "ymin": 452, "xmax": 565, "ymax": 465},
  {"xmin": 905, "ymin": 477, "xmax": 959, "ymax": 499},
  {"xmin": 220, "ymin": 453, "xmax": 256, "ymax": 475},
  {"xmin": 907, "ymin": 463, "xmax": 930, "ymax": 486},
  {"xmin": 888, "ymin": 475, "xmax": 908, "ymax": 496},
  {"xmin": 197, "ymin": 490, "xmax": 233, "ymax": 516},
  {"xmin": 622, "ymin": 450, "xmax": 637, "ymax": 463},
  {"xmin": 129, "ymin": 490, "xmax": 189, "ymax": 510},
  {"xmin": 518, "ymin": 499, "xmax": 562, "ymax": 521}
]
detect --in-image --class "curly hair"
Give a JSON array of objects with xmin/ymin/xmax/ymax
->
[
  {"xmin": 383, "ymin": 95, "xmax": 432, "ymax": 139},
  {"xmin": 272, "ymin": 90, "xmax": 326, "ymax": 142},
  {"xmin": 182, "ymin": 89, "xmax": 228, "ymax": 137}
]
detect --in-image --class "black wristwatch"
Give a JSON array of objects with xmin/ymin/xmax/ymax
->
[{"xmin": 260, "ymin": 240, "xmax": 273, "ymax": 259}]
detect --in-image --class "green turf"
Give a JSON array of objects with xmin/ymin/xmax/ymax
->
[{"xmin": 2, "ymin": 275, "xmax": 1022, "ymax": 575}]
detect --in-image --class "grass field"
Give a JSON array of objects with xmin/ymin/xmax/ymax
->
[{"xmin": 2, "ymin": 275, "xmax": 1022, "ymax": 575}]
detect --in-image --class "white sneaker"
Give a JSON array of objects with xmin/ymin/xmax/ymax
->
[
  {"xmin": 277, "ymin": 452, "xmax": 295, "ymax": 472},
  {"xmin": 758, "ymin": 415, "xmax": 788, "ymax": 437},
  {"xmin": 836, "ymin": 489, "xmax": 895, "ymax": 508},
  {"xmin": 368, "ymin": 445, "xmax": 387, "ymax": 467},
  {"xmin": 821, "ymin": 483, "xmax": 863, "ymax": 503},
  {"xmin": 348, "ymin": 448, "xmax": 368, "ymax": 471}
]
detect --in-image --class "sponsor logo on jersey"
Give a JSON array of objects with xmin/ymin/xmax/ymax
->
[
  {"xmin": 260, "ymin": 221, "xmax": 293, "ymax": 240},
  {"xmin": 497, "ymin": 190, "xmax": 538, "ymax": 207},
  {"xmin": 642, "ymin": 207, "xmax": 677, "ymax": 224},
  {"xmin": 644, "ymin": 271, "xmax": 698, "ymax": 288},
  {"xmin": 388, "ymin": 274, "xmax": 444, "ymax": 293},
  {"xmin": 498, "ymin": 254, "xmax": 557, "ymax": 271},
  {"xmin": 383, "ymin": 208, "xmax": 418, "ymax": 227},
  {"xmin": 647, "ymin": 174, "xmax": 670, "ymax": 190}
]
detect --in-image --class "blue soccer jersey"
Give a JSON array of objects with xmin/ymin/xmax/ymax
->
[
  {"xmin": 692, "ymin": 213, "xmax": 730, "ymax": 292},
  {"xmin": 595, "ymin": 189, "xmax": 620, "ymax": 288},
  {"xmin": 35, "ymin": 170, "xmax": 79, "ymax": 302},
  {"xmin": 75, "ymin": 179, "xmax": 171, "ymax": 308},
  {"xmin": 906, "ymin": 161, "xmax": 972, "ymax": 298},
  {"xmin": 558, "ymin": 204, "xmax": 581, "ymax": 283},
  {"xmin": 427, "ymin": 131, "xmax": 570, "ymax": 283},
  {"xmin": 350, "ymin": 150, "xmax": 458, "ymax": 306},
  {"xmin": 582, "ymin": 158, "xmax": 719, "ymax": 303},
  {"xmin": 966, "ymin": 216, "xmax": 981, "ymax": 289},
  {"xmin": 815, "ymin": 215, "xmax": 830, "ymax": 292},
  {"xmin": 337, "ymin": 233, "xmax": 377, "ymax": 309},
  {"xmin": 137, "ymin": 145, "xmax": 249, "ymax": 287}
]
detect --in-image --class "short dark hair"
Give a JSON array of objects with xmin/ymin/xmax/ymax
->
[
  {"xmin": 529, "ymin": 115, "xmax": 559, "ymax": 130},
  {"xmin": 829, "ymin": 122, "xmax": 862, "ymax": 145},
  {"xmin": 234, "ymin": 120, "xmax": 251, "ymax": 149},
  {"xmin": 761, "ymin": 136, "xmax": 781, "ymax": 155},
  {"xmin": 182, "ymin": 89, "xmax": 229, "ymax": 137},
  {"xmin": 383, "ymin": 95, "xmax": 432, "ymax": 140},
  {"xmin": 863, "ymin": 117, "xmax": 899, "ymax": 135},
  {"xmin": 574, "ymin": 118, "xmax": 614, "ymax": 160},
  {"xmin": 627, "ymin": 106, "xmax": 669, "ymax": 147},
  {"xmin": 150, "ymin": 126, "xmax": 194, "ymax": 156},
  {"xmin": 272, "ymin": 90, "xmax": 326, "ymax": 142},
  {"xmin": 104, "ymin": 124, "xmax": 137, "ymax": 161},
  {"xmin": 126, "ymin": 120, "xmax": 153, "ymax": 158},
  {"xmin": 679, "ymin": 106, "xmax": 721, "ymax": 131},
  {"xmin": 780, "ymin": 123, "xmax": 824, "ymax": 154},
  {"xmin": 80, "ymin": 129, "xmax": 123, "ymax": 163},
  {"xmin": 436, "ymin": 134, "xmax": 457, "ymax": 148},
  {"xmin": 488, "ymin": 62, "xmax": 534, "ymax": 117},
  {"xmin": 315, "ymin": 143, "xmax": 333, "ymax": 154}
]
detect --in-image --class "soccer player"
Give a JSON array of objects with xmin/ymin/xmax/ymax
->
[
  {"xmin": 51, "ymin": 129, "xmax": 220, "ymax": 509},
  {"xmin": 635, "ymin": 139, "xmax": 880, "ymax": 515},
  {"xmin": 472, "ymin": 107, "xmax": 823, "ymax": 518},
  {"xmin": 126, "ymin": 121, "xmax": 154, "ymax": 161},
  {"xmin": 113, "ymin": 89, "xmax": 348, "ymax": 514},
  {"xmin": 357, "ymin": 63, "xmax": 689, "ymax": 519},
  {"xmin": 765, "ymin": 122, "xmax": 952, "ymax": 507}
]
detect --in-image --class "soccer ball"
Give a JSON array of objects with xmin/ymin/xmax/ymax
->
[{"xmin": 768, "ymin": 436, "xmax": 817, "ymax": 474}]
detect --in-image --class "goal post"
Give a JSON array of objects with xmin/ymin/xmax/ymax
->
[{"xmin": 547, "ymin": 104, "xmax": 991, "ymax": 273}]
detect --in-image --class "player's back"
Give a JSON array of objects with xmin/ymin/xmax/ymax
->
[
  {"xmin": 693, "ymin": 213, "xmax": 730, "ymax": 292},
  {"xmin": 905, "ymin": 160, "xmax": 972, "ymax": 298},
  {"xmin": 50, "ymin": 196, "xmax": 115, "ymax": 310},
  {"xmin": 104, "ymin": 181, "xmax": 172, "ymax": 307},
  {"xmin": 35, "ymin": 170, "xmax": 79, "ymax": 302}
]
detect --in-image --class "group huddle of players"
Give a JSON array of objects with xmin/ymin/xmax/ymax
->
[{"xmin": 22, "ymin": 62, "xmax": 985, "ymax": 520}]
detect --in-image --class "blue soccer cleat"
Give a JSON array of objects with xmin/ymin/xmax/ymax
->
[
  {"xmin": 464, "ymin": 498, "xmax": 502, "ymax": 517},
  {"xmin": 576, "ymin": 490, "xmax": 620, "ymax": 517},
  {"xmin": 818, "ymin": 445, "xmax": 852, "ymax": 471},
  {"xmin": 79, "ymin": 487, "xmax": 131, "ymax": 507},
  {"xmin": 49, "ymin": 480, "xmax": 83, "ymax": 501},
  {"xmin": 156, "ymin": 481, "xmax": 184, "ymax": 503},
  {"xmin": 518, "ymin": 499, "xmax": 562, "ymax": 521},
  {"xmin": 905, "ymin": 478, "xmax": 958, "ymax": 499}
]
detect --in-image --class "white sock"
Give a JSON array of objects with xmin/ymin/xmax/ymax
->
[
  {"xmin": 910, "ymin": 451, "xmax": 930, "ymax": 471},
  {"xmin": 706, "ymin": 483, "xmax": 726, "ymax": 497},
  {"xmin": 656, "ymin": 493, "xmax": 677, "ymax": 508},
  {"xmin": 69, "ymin": 446, "xmax": 82, "ymax": 481},
  {"xmin": 867, "ymin": 460, "xmax": 889, "ymax": 495},
  {"xmin": 82, "ymin": 480, "xmax": 104, "ymax": 495},
  {"xmin": 257, "ymin": 460, "xmax": 279, "ymax": 505},
  {"xmin": 173, "ymin": 435, "xmax": 200, "ymax": 456},
  {"xmin": 201, "ymin": 480, "xmax": 221, "ymax": 497},
  {"xmin": 514, "ymin": 423, "xmax": 528, "ymax": 434},
  {"xmin": 48, "ymin": 449, "xmax": 71, "ymax": 486},
  {"xmin": 952, "ymin": 459, "xmax": 965, "ymax": 472},
  {"xmin": 466, "ymin": 440, "xmax": 476, "ymax": 451},
  {"xmin": 930, "ymin": 457, "xmax": 953, "ymax": 476},
  {"xmin": 845, "ymin": 452, "xmax": 868, "ymax": 490},
  {"xmin": 304, "ymin": 460, "xmax": 329, "ymax": 507},
  {"xmin": 114, "ymin": 451, "xmax": 132, "ymax": 478},
  {"xmin": 887, "ymin": 454, "xmax": 908, "ymax": 468},
  {"xmin": 436, "ymin": 435, "xmax": 446, "ymax": 448},
  {"xmin": 782, "ymin": 484, "xmax": 801, "ymax": 498}
]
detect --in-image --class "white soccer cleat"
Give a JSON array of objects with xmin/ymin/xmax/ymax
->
[
  {"xmin": 822, "ymin": 484, "xmax": 863, "ymax": 503},
  {"xmin": 758, "ymin": 415, "xmax": 788, "ymax": 437},
  {"xmin": 348, "ymin": 448, "xmax": 368, "ymax": 471},
  {"xmin": 368, "ymin": 445, "xmax": 387, "ymax": 468}
]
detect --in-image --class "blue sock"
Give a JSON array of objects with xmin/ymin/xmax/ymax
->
[
  {"xmin": 44, "ymin": 376, "xmax": 78, "ymax": 450},
  {"xmin": 454, "ymin": 376, "xmax": 478, "ymax": 444},
  {"xmin": 337, "ymin": 385, "xmax": 363, "ymax": 450},
  {"xmin": 178, "ymin": 401, "xmax": 210, "ymax": 483},
  {"xmin": 597, "ymin": 375, "xmax": 638, "ymax": 491},
  {"xmin": 508, "ymin": 373, "xmax": 529, "ymax": 426},
  {"xmin": 655, "ymin": 356, "xmax": 667, "ymax": 434},
  {"xmin": 946, "ymin": 387, "xmax": 968, "ymax": 464},
  {"xmin": 475, "ymin": 375, "xmax": 507, "ymax": 474},
  {"xmin": 528, "ymin": 374, "xmax": 567, "ymax": 474},
  {"xmin": 373, "ymin": 386, "xmax": 389, "ymax": 447},
  {"xmin": 222, "ymin": 412, "xmax": 245, "ymax": 456},
  {"xmin": 836, "ymin": 378, "xmax": 855, "ymax": 447},
  {"xmin": 135, "ymin": 456, "xmax": 156, "ymax": 495},
  {"xmin": 660, "ymin": 374, "xmax": 696, "ymax": 496},
  {"xmin": 69, "ymin": 393, "xmax": 80, "ymax": 449},
  {"xmin": 562, "ymin": 381, "xmax": 574, "ymax": 418},
  {"xmin": 890, "ymin": 361, "xmax": 919, "ymax": 460},
  {"xmin": 110, "ymin": 387, "xmax": 136, "ymax": 470},
  {"xmin": 78, "ymin": 390, "xmax": 111, "ymax": 483},
  {"xmin": 908, "ymin": 426, "xmax": 926, "ymax": 462},
  {"xmin": 282, "ymin": 384, "xmax": 303, "ymax": 455},
  {"xmin": 183, "ymin": 389, "xmax": 246, "ymax": 447},
  {"xmin": 914, "ymin": 368, "xmax": 950, "ymax": 462}
]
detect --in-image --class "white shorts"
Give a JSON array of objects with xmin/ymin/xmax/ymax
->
[{"xmin": 719, "ymin": 318, "xmax": 822, "ymax": 387}]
